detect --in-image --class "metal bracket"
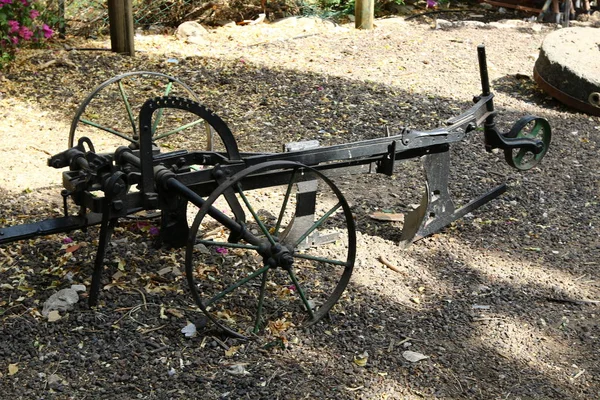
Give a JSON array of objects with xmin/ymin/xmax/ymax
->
[
  {"xmin": 280, "ymin": 140, "xmax": 338, "ymax": 249},
  {"xmin": 399, "ymin": 150, "xmax": 507, "ymax": 247}
]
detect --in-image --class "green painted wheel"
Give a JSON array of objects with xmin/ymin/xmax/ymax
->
[
  {"xmin": 504, "ymin": 116, "xmax": 551, "ymax": 171},
  {"xmin": 69, "ymin": 72, "xmax": 226, "ymax": 155},
  {"xmin": 185, "ymin": 161, "xmax": 356, "ymax": 338}
]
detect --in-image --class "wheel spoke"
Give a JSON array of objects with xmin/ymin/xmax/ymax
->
[
  {"xmin": 287, "ymin": 268, "xmax": 315, "ymax": 320},
  {"xmin": 204, "ymin": 264, "xmax": 270, "ymax": 308},
  {"xmin": 117, "ymin": 80, "xmax": 138, "ymax": 138},
  {"xmin": 525, "ymin": 122, "xmax": 542, "ymax": 138},
  {"xmin": 152, "ymin": 118, "xmax": 207, "ymax": 141},
  {"xmin": 292, "ymin": 252, "xmax": 348, "ymax": 267},
  {"xmin": 197, "ymin": 239, "xmax": 259, "ymax": 251},
  {"xmin": 151, "ymin": 81, "xmax": 175, "ymax": 135},
  {"xmin": 236, "ymin": 183, "xmax": 277, "ymax": 246},
  {"xmin": 253, "ymin": 269, "xmax": 269, "ymax": 333},
  {"xmin": 274, "ymin": 167, "xmax": 298, "ymax": 236},
  {"xmin": 79, "ymin": 118, "xmax": 136, "ymax": 142},
  {"xmin": 292, "ymin": 202, "xmax": 342, "ymax": 248}
]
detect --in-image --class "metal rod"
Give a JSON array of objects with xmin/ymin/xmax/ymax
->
[
  {"xmin": 152, "ymin": 81, "xmax": 174, "ymax": 135},
  {"xmin": 165, "ymin": 178, "xmax": 261, "ymax": 246},
  {"xmin": 236, "ymin": 183, "xmax": 277, "ymax": 246},
  {"xmin": 274, "ymin": 167, "xmax": 298, "ymax": 235},
  {"xmin": 477, "ymin": 45, "xmax": 491, "ymax": 97},
  {"xmin": 287, "ymin": 268, "xmax": 315, "ymax": 320},
  {"xmin": 204, "ymin": 264, "xmax": 270, "ymax": 307},
  {"xmin": 254, "ymin": 269, "xmax": 269, "ymax": 333},
  {"xmin": 196, "ymin": 239, "xmax": 259, "ymax": 251},
  {"xmin": 292, "ymin": 252, "xmax": 348, "ymax": 267},
  {"xmin": 80, "ymin": 118, "xmax": 136, "ymax": 142},
  {"xmin": 152, "ymin": 118, "xmax": 206, "ymax": 140},
  {"xmin": 118, "ymin": 80, "xmax": 138, "ymax": 137},
  {"xmin": 292, "ymin": 202, "xmax": 342, "ymax": 248}
]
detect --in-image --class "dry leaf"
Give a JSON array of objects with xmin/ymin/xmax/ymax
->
[
  {"xmin": 8, "ymin": 363, "xmax": 18, "ymax": 376},
  {"xmin": 369, "ymin": 212, "xmax": 405, "ymax": 222},
  {"xmin": 65, "ymin": 244, "xmax": 82, "ymax": 253},
  {"xmin": 47, "ymin": 310, "xmax": 61, "ymax": 322},
  {"xmin": 166, "ymin": 308, "xmax": 184, "ymax": 318},
  {"xmin": 225, "ymin": 345, "xmax": 241, "ymax": 357},
  {"xmin": 353, "ymin": 351, "xmax": 369, "ymax": 367}
]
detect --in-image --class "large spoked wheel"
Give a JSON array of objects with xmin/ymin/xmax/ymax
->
[
  {"xmin": 185, "ymin": 161, "xmax": 356, "ymax": 338},
  {"xmin": 69, "ymin": 71, "xmax": 218, "ymax": 154},
  {"xmin": 504, "ymin": 116, "xmax": 551, "ymax": 171}
]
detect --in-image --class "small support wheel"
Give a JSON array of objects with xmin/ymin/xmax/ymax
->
[
  {"xmin": 504, "ymin": 116, "xmax": 551, "ymax": 171},
  {"xmin": 185, "ymin": 161, "xmax": 356, "ymax": 338}
]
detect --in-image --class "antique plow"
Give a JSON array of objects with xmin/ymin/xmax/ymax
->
[{"xmin": 0, "ymin": 46, "xmax": 551, "ymax": 338}]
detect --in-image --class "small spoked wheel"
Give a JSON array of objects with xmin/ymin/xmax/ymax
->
[
  {"xmin": 185, "ymin": 161, "xmax": 356, "ymax": 338},
  {"xmin": 504, "ymin": 116, "xmax": 551, "ymax": 171},
  {"xmin": 69, "ymin": 72, "xmax": 218, "ymax": 154}
]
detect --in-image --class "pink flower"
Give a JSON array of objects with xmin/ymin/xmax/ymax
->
[
  {"xmin": 20, "ymin": 0, "xmax": 28, "ymax": 5},
  {"xmin": 62, "ymin": 237, "xmax": 74, "ymax": 244},
  {"xmin": 30, "ymin": 9, "xmax": 39, "ymax": 19},
  {"xmin": 42, "ymin": 24, "xmax": 53, "ymax": 39},
  {"xmin": 0, "ymin": 0, "xmax": 13, "ymax": 5},
  {"xmin": 148, "ymin": 226, "xmax": 160, "ymax": 236},
  {"xmin": 19, "ymin": 26, "xmax": 33, "ymax": 40},
  {"xmin": 10, "ymin": 36, "xmax": 18, "ymax": 45},
  {"xmin": 426, "ymin": 0, "xmax": 437, "ymax": 8},
  {"xmin": 215, "ymin": 247, "xmax": 228, "ymax": 255},
  {"xmin": 8, "ymin": 20, "xmax": 19, "ymax": 34}
]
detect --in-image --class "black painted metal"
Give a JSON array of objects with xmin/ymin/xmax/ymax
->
[{"xmin": 0, "ymin": 46, "xmax": 551, "ymax": 315}]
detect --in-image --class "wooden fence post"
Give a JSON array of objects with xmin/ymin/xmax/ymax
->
[
  {"xmin": 108, "ymin": 0, "xmax": 135, "ymax": 56},
  {"xmin": 355, "ymin": 0, "xmax": 374, "ymax": 29}
]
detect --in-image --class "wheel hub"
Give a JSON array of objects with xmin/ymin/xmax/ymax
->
[{"xmin": 259, "ymin": 241, "xmax": 294, "ymax": 270}]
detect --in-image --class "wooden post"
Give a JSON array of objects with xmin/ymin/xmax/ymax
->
[
  {"xmin": 108, "ymin": 0, "xmax": 135, "ymax": 56},
  {"xmin": 355, "ymin": 0, "xmax": 374, "ymax": 29}
]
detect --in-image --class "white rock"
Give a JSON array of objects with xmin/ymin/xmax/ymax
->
[
  {"xmin": 435, "ymin": 19, "xmax": 454, "ymax": 30},
  {"xmin": 71, "ymin": 284, "xmax": 86, "ymax": 293},
  {"xmin": 42, "ymin": 288, "xmax": 81, "ymax": 317},
  {"xmin": 226, "ymin": 364, "xmax": 250, "ymax": 376},
  {"xmin": 186, "ymin": 36, "xmax": 208, "ymax": 45},
  {"xmin": 458, "ymin": 21, "xmax": 486, "ymax": 28},
  {"xmin": 402, "ymin": 350, "xmax": 429, "ymax": 362},
  {"xmin": 176, "ymin": 21, "xmax": 208, "ymax": 41},
  {"xmin": 181, "ymin": 322, "xmax": 197, "ymax": 338}
]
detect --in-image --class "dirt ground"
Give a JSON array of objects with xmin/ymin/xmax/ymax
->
[{"xmin": 0, "ymin": 7, "xmax": 599, "ymax": 400}]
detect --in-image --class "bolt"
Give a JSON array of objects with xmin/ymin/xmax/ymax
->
[
  {"xmin": 281, "ymin": 254, "xmax": 294, "ymax": 269},
  {"xmin": 113, "ymin": 200, "xmax": 124, "ymax": 211},
  {"xmin": 266, "ymin": 258, "xmax": 277, "ymax": 268},
  {"xmin": 214, "ymin": 169, "xmax": 226, "ymax": 180}
]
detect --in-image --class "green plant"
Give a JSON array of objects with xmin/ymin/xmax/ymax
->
[{"xmin": 0, "ymin": 0, "xmax": 54, "ymax": 68}]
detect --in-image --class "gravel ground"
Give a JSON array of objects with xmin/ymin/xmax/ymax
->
[{"xmin": 0, "ymin": 9, "xmax": 599, "ymax": 400}]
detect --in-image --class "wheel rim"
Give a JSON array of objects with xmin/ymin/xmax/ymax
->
[
  {"xmin": 185, "ymin": 161, "xmax": 356, "ymax": 338},
  {"xmin": 504, "ymin": 116, "xmax": 551, "ymax": 171},
  {"xmin": 69, "ymin": 71, "xmax": 218, "ymax": 154}
]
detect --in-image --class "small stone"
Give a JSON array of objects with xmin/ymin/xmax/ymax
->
[
  {"xmin": 42, "ymin": 288, "xmax": 81, "ymax": 317},
  {"xmin": 176, "ymin": 21, "xmax": 208, "ymax": 41},
  {"xmin": 435, "ymin": 19, "xmax": 454, "ymax": 30},
  {"xmin": 70, "ymin": 284, "xmax": 86, "ymax": 293},
  {"xmin": 402, "ymin": 351, "xmax": 429, "ymax": 363}
]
